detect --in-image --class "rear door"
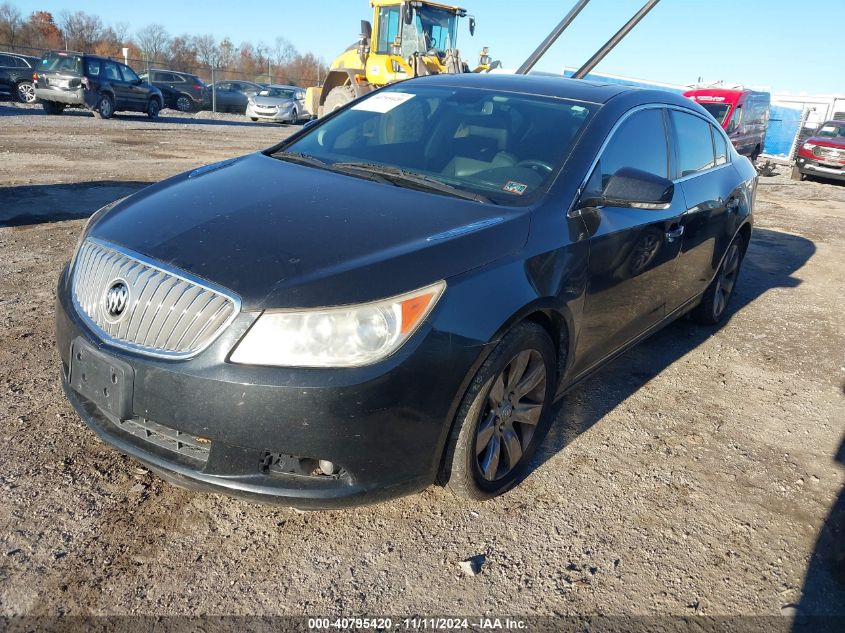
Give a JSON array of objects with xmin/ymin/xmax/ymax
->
[
  {"xmin": 571, "ymin": 106, "xmax": 686, "ymax": 377},
  {"xmin": 665, "ymin": 109, "xmax": 741, "ymax": 312},
  {"xmin": 0, "ymin": 54, "xmax": 15, "ymax": 91}
]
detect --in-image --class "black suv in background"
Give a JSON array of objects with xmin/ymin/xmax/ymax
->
[
  {"xmin": 34, "ymin": 51, "xmax": 163, "ymax": 119},
  {"xmin": 0, "ymin": 51, "xmax": 40, "ymax": 103},
  {"xmin": 140, "ymin": 69, "xmax": 208, "ymax": 112}
]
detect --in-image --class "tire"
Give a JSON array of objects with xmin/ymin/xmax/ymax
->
[
  {"xmin": 92, "ymin": 94, "xmax": 114, "ymax": 119},
  {"xmin": 440, "ymin": 322, "xmax": 557, "ymax": 500},
  {"xmin": 791, "ymin": 166, "xmax": 805, "ymax": 182},
  {"xmin": 41, "ymin": 100, "xmax": 64, "ymax": 115},
  {"xmin": 750, "ymin": 145, "xmax": 761, "ymax": 163},
  {"xmin": 289, "ymin": 108, "xmax": 298, "ymax": 124},
  {"xmin": 146, "ymin": 98, "xmax": 161, "ymax": 119},
  {"xmin": 690, "ymin": 235, "xmax": 745, "ymax": 325},
  {"xmin": 175, "ymin": 95, "xmax": 192, "ymax": 112},
  {"xmin": 16, "ymin": 81, "xmax": 36, "ymax": 104},
  {"xmin": 323, "ymin": 85, "xmax": 357, "ymax": 114},
  {"xmin": 250, "ymin": 117, "xmax": 258, "ymax": 122}
]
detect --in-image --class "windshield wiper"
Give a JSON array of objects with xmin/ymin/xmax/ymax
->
[
  {"xmin": 331, "ymin": 162, "xmax": 493, "ymax": 204},
  {"xmin": 272, "ymin": 151, "xmax": 330, "ymax": 169}
]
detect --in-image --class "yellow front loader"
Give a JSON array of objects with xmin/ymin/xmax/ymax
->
[{"xmin": 316, "ymin": 0, "xmax": 495, "ymax": 116}]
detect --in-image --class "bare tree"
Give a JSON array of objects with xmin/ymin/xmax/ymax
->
[
  {"xmin": 136, "ymin": 23, "xmax": 170, "ymax": 63},
  {"xmin": 59, "ymin": 10, "xmax": 103, "ymax": 51},
  {"xmin": 193, "ymin": 33, "xmax": 217, "ymax": 67},
  {"xmin": 273, "ymin": 35, "xmax": 297, "ymax": 67},
  {"xmin": 0, "ymin": 2, "xmax": 24, "ymax": 47}
]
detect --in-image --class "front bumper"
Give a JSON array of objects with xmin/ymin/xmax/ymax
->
[
  {"xmin": 246, "ymin": 103, "xmax": 296, "ymax": 122},
  {"xmin": 795, "ymin": 156, "xmax": 845, "ymax": 181},
  {"xmin": 55, "ymin": 266, "xmax": 482, "ymax": 508}
]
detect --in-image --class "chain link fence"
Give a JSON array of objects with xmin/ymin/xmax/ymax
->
[{"xmin": 1, "ymin": 42, "xmax": 324, "ymax": 87}]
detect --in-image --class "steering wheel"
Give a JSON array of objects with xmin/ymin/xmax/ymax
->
[{"xmin": 515, "ymin": 159, "xmax": 554, "ymax": 174}]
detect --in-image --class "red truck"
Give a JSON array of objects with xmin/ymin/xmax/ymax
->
[
  {"xmin": 684, "ymin": 88, "xmax": 770, "ymax": 162},
  {"xmin": 792, "ymin": 120, "xmax": 845, "ymax": 182}
]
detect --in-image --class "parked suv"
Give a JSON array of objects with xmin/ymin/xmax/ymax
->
[
  {"xmin": 140, "ymin": 69, "xmax": 208, "ymax": 112},
  {"xmin": 0, "ymin": 51, "xmax": 40, "ymax": 103},
  {"xmin": 792, "ymin": 120, "xmax": 845, "ymax": 183},
  {"xmin": 34, "ymin": 51, "xmax": 163, "ymax": 119}
]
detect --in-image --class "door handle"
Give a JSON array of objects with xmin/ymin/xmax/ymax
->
[{"xmin": 666, "ymin": 226, "xmax": 684, "ymax": 242}]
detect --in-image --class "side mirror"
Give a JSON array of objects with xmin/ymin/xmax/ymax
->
[
  {"xmin": 580, "ymin": 167, "xmax": 674, "ymax": 210},
  {"xmin": 360, "ymin": 20, "xmax": 373, "ymax": 41},
  {"xmin": 403, "ymin": 2, "xmax": 414, "ymax": 25},
  {"xmin": 469, "ymin": 17, "xmax": 476, "ymax": 36}
]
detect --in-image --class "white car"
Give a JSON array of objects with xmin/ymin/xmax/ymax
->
[{"xmin": 246, "ymin": 85, "xmax": 309, "ymax": 124}]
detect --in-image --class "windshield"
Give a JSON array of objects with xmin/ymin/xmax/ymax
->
[
  {"xmin": 40, "ymin": 53, "xmax": 82, "ymax": 74},
  {"xmin": 277, "ymin": 85, "xmax": 596, "ymax": 205},
  {"xmin": 260, "ymin": 87, "xmax": 296, "ymax": 99},
  {"xmin": 816, "ymin": 122, "xmax": 845, "ymax": 139},
  {"xmin": 701, "ymin": 103, "xmax": 732, "ymax": 126}
]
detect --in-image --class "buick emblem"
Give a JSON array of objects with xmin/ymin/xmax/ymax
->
[{"xmin": 103, "ymin": 280, "xmax": 130, "ymax": 323}]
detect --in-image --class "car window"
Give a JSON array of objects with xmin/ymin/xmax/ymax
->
[
  {"xmin": 41, "ymin": 54, "xmax": 82, "ymax": 74},
  {"xmin": 0, "ymin": 54, "xmax": 14, "ymax": 67},
  {"xmin": 712, "ymin": 126, "xmax": 729, "ymax": 166},
  {"xmin": 85, "ymin": 59, "xmax": 101, "ymax": 76},
  {"xmin": 283, "ymin": 85, "xmax": 596, "ymax": 205},
  {"xmin": 120, "ymin": 65, "xmax": 140, "ymax": 83},
  {"xmin": 816, "ymin": 122, "xmax": 845, "ymax": 139},
  {"xmin": 593, "ymin": 108, "xmax": 669, "ymax": 189},
  {"xmin": 670, "ymin": 110, "xmax": 717, "ymax": 178},
  {"xmin": 102, "ymin": 61, "xmax": 121, "ymax": 81},
  {"xmin": 727, "ymin": 106, "xmax": 742, "ymax": 133}
]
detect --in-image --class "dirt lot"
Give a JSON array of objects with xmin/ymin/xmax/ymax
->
[{"xmin": 0, "ymin": 98, "xmax": 843, "ymax": 622}]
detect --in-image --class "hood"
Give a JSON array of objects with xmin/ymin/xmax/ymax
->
[
  {"xmin": 252, "ymin": 95, "xmax": 295, "ymax": 107},
  {"xmin": 805, "ymin": 135, "xmax": 845, "ymax": 149},
  {"xmin": 89, "ymin": 153, "xmax": 530, "ymax": 310}
]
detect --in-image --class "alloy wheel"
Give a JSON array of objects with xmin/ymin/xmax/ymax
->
[
  {"xmin": 176, "ymin": 96, "xmax": 191, "ymax": 112},
  {"xmin": 475, "ymin": 349, "xmax": 547, "ymax": 482},
  {"xmin": 713, "ymin": 242, "xmax": 741, "ymax": 319},
  {"xmin": 17, "ymin": 82, "xmax": 36, "ymax": 103}
]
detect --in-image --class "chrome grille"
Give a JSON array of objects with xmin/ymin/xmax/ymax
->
[
  {"xmin": 71, "ymin": 238, "xmax": 240, "ymax": 358},
  {"xmin": 813, "ymin": 146, "xmax": 845, "ymax": 162}
]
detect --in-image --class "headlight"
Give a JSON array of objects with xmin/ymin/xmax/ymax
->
[
  {"xmin": 803, "ymin": 142, "xmax": 816, "ymax": 150},
  {"xmin": 230, "ymin": 281, "xmax": 446, "ymax": 367}
]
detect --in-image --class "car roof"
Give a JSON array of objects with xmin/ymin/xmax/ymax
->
[{"xmin": 403, "ymin": 72, "xmax": 641, "ymax": 105}]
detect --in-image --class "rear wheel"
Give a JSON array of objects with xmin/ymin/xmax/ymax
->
[
  {"xmin": 750, "ymin": 145, "xmax": 761, "ymax": 163},
  {"xmin": 323, "ymin": 85, "xmax": 357, "ymax": 114},
  {"xmin": 175, "ymin": 95, "xmax": 192, "ymax": 112},
  {"xmin": 690, "ymin": 236, "xmax": 745, "ymax": 325},
  {"xmin": 16, "ymin": 81, "xmax": 36, "ymax": 103},
  {"xmin": 41, "ymin": 100, "xmax": 64, "ymax": 115},
  {"xmin": 289, "ymin": 107, "xmax": 298, "ymax": 124},
  {"xmin": 92, "ymin": 94, "xmax": 114, "ymax": 119},
  {"xmin": 441, "ymin": 322, "xmax": 556, "ymax": 500}
]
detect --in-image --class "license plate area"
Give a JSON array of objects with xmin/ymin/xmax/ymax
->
[{"xmin": 69, "ymin": 338, "xmax": 134, "ymax": 420}]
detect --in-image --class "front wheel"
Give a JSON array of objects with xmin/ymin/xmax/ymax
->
[
  {"xmin": 146, "ymin": 98, "xmax": 161, "ymax": 119},
  {"xmin": 16, "ymin": 81, "xmax": 36, "ymax": 103},
  {"xmin": 322, "ymin": 85, "xmax": 357, "ymax": 115},
  {"xmin": 441, "ymin": 322, "xmax": 557, "ymax": 500},
  {"xmin": 690, "ymin": 236, "xmax": 745, "ymax": 325}
]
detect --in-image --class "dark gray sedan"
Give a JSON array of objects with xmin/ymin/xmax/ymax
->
[{"xmin": 209, "ymin": 80, "xmax": 264, "ymax": 114}]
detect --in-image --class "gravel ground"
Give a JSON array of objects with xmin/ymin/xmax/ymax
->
[{"xmin": 0, "ymin": 98, "xmax": 843, "ymax": 621}]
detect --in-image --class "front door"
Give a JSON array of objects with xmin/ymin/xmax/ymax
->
[{"xmin": 571, "ymin": 107, "xmax": 685, "ymax": 378}]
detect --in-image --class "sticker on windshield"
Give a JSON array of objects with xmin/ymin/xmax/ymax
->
[
  {"xmin": 821, "ymin": 125, "xmax": 837, "ymax": 133},
  {"xmin": 503, "ymin": 181, "xmax": 528, "ymax": 196},
  {"xmin": 352, "ymin": 92, "xmax": 415, "ymax": 113}
]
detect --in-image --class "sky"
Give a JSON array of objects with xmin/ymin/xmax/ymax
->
[{"xmin": 11, "ymin": 0, "xmax": 844, "ymax": 95}]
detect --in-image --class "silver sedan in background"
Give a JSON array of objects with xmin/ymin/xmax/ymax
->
[{"xmin": 246, "ymin": 85, "xmax": 309, "ymax": 124}]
